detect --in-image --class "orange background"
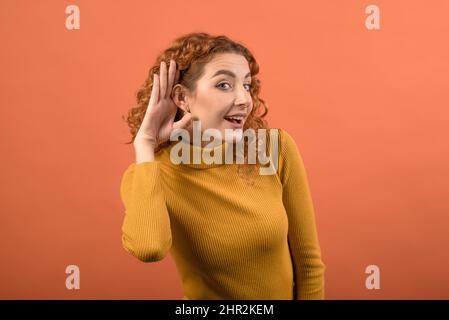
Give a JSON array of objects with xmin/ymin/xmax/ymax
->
[{"xmin": 1, "ymin": 0, "xmax": 448, "ymax": 299}]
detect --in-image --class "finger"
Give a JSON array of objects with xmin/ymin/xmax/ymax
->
[
  {"xmin": 149, "ymin": 73, "xmax": 160, "ymax": 107},
  {"xmin": 159, "ymin": 61, "xmax": 167, "ymax": 98},
  {"xmin": 143, "ymin": 73, "xmax": 159, "ymax": 122},
  {"xmin": 174, "ymin": 69, "xmax": 180, "ymax": 87},
  {"xmin": 166, "ymin": 59, "xmax": 176, "ymax": 99},
  {"xmin": 170, "ymin": 69, "xmax": 180, "ymax": 100},
  {"xmin": 173, "ymin": 112, "xmax": 192, "ymax": 130}
]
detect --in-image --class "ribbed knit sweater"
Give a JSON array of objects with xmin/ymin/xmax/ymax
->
[{"xmin": 119, "ymin": 128, "xmax": 326, "ymax": 300}]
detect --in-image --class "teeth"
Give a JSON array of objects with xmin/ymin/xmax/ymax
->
[{"xmin": 226, "ymin": 116, "xmax": 243, "ymax": 120}]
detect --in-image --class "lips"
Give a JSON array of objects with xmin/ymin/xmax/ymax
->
[
  {"xmin": 224, "ymin": 116, "xmax": 243, "ymax": 124},
  {"xmin": 223, "ymin": 113, "xmax": 246, "ymax": 125}
]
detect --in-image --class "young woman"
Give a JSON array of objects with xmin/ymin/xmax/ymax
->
[{"xmin": 120, "ymin": 32, "xmax": 326, "ymax": 300}]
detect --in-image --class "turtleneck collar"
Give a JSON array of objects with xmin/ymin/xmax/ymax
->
[{"xmin": 163, "ymin": 138, "xmax": 233, "ymax": 169}]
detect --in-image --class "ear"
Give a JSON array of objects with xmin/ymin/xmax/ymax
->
[{"xmin": 172, "ymin": 84, "xmax": 190, "ymax": 113}]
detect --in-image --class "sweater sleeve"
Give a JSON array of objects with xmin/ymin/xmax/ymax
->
[
  {"xmin": 278, "ymin": 129, "xmax": 326, "ymax": 300},
  {"xmin": 119, "ymin": 161, "xmax": 172, "ymax": 262}
]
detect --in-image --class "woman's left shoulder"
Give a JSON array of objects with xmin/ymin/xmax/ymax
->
[
  {"xmin": 267, "ymin": 127, "xmax": 299, "ymax": 156},
  {"xmin": 269, "ymin": 128, "xmax": 307, "ymax": 182}
]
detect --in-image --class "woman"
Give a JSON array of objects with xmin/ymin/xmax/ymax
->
[{"xmin": 120, "ymin": 32, "xmax": 326, "ymax": 300}]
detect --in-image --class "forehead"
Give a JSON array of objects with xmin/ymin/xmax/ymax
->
[{"xmin": 204, "ymin": 53, "xmax": 251, "ymax": 76}]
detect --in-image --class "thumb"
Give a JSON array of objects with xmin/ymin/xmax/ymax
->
[{"xmin": 173, "ymin": 112, "xmax": 192, "ymax": 130}]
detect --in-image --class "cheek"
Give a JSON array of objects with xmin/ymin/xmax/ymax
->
[
  {"xmin": 199, "ymin": 110, "xmax": 227, "ymax": 129},
  {"xmin": 211, "ymin": 107, "xmax": 230, "ymax": 124},
  {"xmin": 196, "ymin": 97, "xmax": 228, "ymax": 122}
]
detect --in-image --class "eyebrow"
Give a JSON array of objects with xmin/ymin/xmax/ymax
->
[{"xmin": 210, "ymin": 70, "xmax": 251, "ymax": 79}]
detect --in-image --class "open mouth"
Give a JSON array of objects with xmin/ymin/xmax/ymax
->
[{"xmin": 224, "ymin": 116, "xmax": 244, "ymax": 125}]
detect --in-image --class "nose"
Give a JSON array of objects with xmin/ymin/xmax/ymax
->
[{"xmin": 234, "ymin": 85, "xmax": 252, "ymax": 109}]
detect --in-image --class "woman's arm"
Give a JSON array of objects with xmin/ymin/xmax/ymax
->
[
  {"xmin": 119, "ymin": 159, "xmax": 172, "ymax": 262},
  {"xmin": 119, "ymin": 59, "xmax": 190, "ymax": 263},
  {"xmin": 278, "ymin": 128, "xmax": 326, "ymax": 300}
]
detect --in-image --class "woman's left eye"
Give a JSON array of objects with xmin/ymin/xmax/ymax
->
[{"xmin": 217, "ymin": 82, "xmax": 252, "ymax": 91}]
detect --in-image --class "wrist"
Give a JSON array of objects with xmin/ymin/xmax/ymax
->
[{"xmin": 133, "ymin": 138, "xmax": 156, "ymax": 150}]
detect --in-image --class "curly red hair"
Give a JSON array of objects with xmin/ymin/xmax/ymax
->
[{"xmin": 122, "ymin": 32, "xmax": 272, "ymax": 184}]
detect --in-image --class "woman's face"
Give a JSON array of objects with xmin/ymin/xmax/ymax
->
[{"xmin": 177, "ymin": 53, "xmax": 254, "ymax": 145}]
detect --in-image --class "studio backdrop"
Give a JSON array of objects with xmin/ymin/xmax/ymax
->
[{"xmin": 1, "ymin": 0, "xmax": 448, "ymax": 299}]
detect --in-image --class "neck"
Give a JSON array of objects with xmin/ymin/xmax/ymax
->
[{"xmin": 165, "ymin": 138, "xmax": 231, "ymax": 169}]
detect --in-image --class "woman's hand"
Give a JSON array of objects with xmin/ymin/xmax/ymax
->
[{"xmin": 134, "ymin": 59, "xmax": 192, "ymax": 149}]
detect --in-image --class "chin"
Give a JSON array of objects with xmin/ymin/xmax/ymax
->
[{"xmin": 222, "ymin": 128, "xmax": 244, "ymax": 144}]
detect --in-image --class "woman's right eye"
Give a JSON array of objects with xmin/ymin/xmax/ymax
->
[{"xmin": 216, "ymin": 82, "xmax": 231, "ymax": 90}]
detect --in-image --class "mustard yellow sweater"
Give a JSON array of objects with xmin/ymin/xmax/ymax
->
[{"xmin": 119, "ymin": 128, "xmax": 326, "ymax": 300}]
